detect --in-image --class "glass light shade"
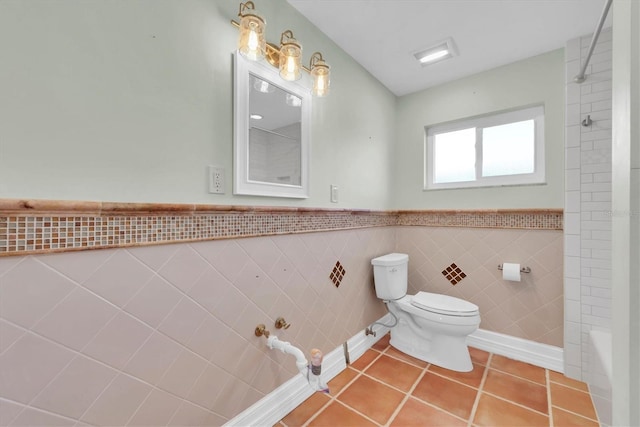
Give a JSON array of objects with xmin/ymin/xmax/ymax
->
[
  {"xmin": 279, "ymin": 32, "xmax": 302, "ymax": 81},
  {"xmin": 238, "ymin": 11, "xmax": 266, "ymax": 61},
  {"xmin": 310, "ymin": 53, "xmax": 330, "ymax": 97},
  {"xmin": 311, "ymin": 63, "xmax": 330, "ymax": 97}
]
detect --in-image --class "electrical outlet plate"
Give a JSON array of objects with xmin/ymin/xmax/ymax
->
[{"xmin": 208, "ymin": 166, "xmax": 225, "ymax": 194}]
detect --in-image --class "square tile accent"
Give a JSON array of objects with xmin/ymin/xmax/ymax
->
[
  {"xmin": 329, "ymin": 261, "xmax": 346, "ymax": 287},
  {"xmin": 441, "ymin": 263, "xmax": 466, "ymax": 285}
]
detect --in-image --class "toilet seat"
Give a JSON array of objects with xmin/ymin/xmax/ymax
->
[{"xmin": 411, "ymin": 292, "xmax": 479, "ymax": 317}]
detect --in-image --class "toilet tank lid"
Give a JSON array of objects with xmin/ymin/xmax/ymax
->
[{"xmin": 371, "ymin": 253, "xmax": 408, "ymax": 266}]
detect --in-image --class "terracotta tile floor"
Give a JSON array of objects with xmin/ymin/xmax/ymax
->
[{"xmin": 276, "ymin": 334, "xmax": 600, "ymax": 427}]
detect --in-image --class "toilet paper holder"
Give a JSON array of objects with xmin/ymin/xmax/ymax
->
[{"xmin": 498, "ymin": 264, "xmax": 531, "ymax": 273}]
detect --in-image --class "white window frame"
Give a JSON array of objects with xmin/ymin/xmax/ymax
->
[{"xmin": 424, "ymin": 105, "xmax": 545, "ymax": 190}]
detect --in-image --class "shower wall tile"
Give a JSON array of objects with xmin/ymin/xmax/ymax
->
[{"xmin": 564, "ymin": 29, "xmax": 612, "ymax": 380}]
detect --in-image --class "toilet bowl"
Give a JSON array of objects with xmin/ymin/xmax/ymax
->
[{"xmin": 371, "ymin": 253, "xmax": 481, "ymax": 372}]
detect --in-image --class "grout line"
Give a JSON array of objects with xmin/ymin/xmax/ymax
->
[
  {"xmin": 467, "ymin": 353, "xmax": 491, "ymax": 427},
  {"xmin": 550, "ymin": 404, "xmax": 601, "ymax": 423},
  {"xmin": 547, "ymin": 369, "xmax": 554, "ymax": 427},
  {"xmin": 383, "ymin": 362, "xmax": 430, "ymax": 426},
  {"xmin": 489, "ymin": 365, "xmax": 548, "ymax": 387},
  {"xmin": 302, "ymin": 364, "xmax": 366, "ymax": 427}
]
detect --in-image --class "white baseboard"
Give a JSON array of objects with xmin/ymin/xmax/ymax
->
[
  {"xmin": 225, "ymin": 318, "xmax": 564, "ymax": 426},
  {"xmin": 224, "ymin": 342, "xmax": 346, "ymax": 427},
  {"xmin": 467, "ymin": 328, "xmax": 564, "ymax": 373}
]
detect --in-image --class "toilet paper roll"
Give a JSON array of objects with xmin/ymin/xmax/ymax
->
[{"xmin": 502, "ymin": 263, "xmax": 521, "ymax": 282}]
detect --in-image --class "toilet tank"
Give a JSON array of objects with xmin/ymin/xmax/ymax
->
[{"xmin": 371, "ymin": 253, "xmax": 409, "ymax": 300}]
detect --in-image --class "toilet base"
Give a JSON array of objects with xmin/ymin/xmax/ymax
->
[{"xmin": 389, "ymin": 323, "xmax": 474, "ymax": 372}]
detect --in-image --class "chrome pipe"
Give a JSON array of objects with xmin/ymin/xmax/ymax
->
[{"xmin": 574, "ymin": 0, "xmax": 613, "ymax": 83}]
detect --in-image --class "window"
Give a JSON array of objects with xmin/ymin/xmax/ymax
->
[{"xmin": 424, "ymin": 106, "xmax": 545, "ymax": 190}]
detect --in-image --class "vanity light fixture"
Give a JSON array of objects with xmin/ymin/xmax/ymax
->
[
  {"xmin": 232, "ymin": 1, "xmax": 331, "ymax": 97},
  {"xmin": 414, "ymin": 37, "xmax": 457, "ymax": 66},
  {"xmin": 309, "ymin": 52, "xmax": 330, "ymax": 97},
  {"xmin": 279, "ymin": 30, "xmax": 302, "ymax": 81},
  {"xmin": 237, "ymin": 1, "xmax": 266, "ymax": 61}
]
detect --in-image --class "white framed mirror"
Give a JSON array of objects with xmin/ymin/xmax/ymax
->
[{"xmin": 233, "ymin": 52, "xmax": 311, "ymax": 198}]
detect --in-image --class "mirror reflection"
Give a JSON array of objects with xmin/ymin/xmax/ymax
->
[
  {"xmin": 233, "ymin": 52, "xmax": 310, "ymax": 198},
  {"xmin": 248, "ymin": 75, "xmax": 302, "ymax": 186}
]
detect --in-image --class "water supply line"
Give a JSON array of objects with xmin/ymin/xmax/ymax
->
[
  {"xmin": 255, "ymin": 322, "xmax": 329, "ymax": 393},
  {"xmin": 365, "ymin": 301, "xmax": 399, "ymax": 337},
  {"xmin": 266, "ymin": 335, "xmax": 308, "ymax": 376}
]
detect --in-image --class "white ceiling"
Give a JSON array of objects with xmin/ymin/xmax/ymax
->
[{"xmin": 287, "ymin": 0, "xmax": 613, "ymax": 96}]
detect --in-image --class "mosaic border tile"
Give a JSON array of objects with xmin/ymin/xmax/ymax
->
[{"xmin": 0, "ymin": 199, "xmax": 562, "ymax": 256}]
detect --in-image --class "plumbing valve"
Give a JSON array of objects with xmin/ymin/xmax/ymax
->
[{"xmin": 275, "ymin": 317, "xmax": 291, "ymax": 329}]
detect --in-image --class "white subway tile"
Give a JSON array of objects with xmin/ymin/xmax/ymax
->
[
  {"xmin": 583, "ymin": 295, "xmax": 612, "ymax": 308},
  {"xmin": 582, "ymin": 182, "xmax": 613, "ymax": 193},
  {"xmin": 566, "ymin": 103, "xmax": 582, "ymax": 126},
  {"xmin": 592, "ymin": 99, "xmax": 612, "ymax": 112},
  {"xmin": 565, "ymin": 234, "xmax": 581, "ymax": 256},
  {"xmin": 582, "ymin": 276, "xmax": 612, "ymax": 289},
  {"xmin": 583, "ymin": 163, "xmax": 612, "ymax": 174},
  {"xmin": 590, "ymin": 268, "xmax": 612, "ymax": 279},
  {"xmin": 566, "ymin": 191, "xmax": 581, "ymax": 212},
  {"xmin": 591, "ymin": 249, "xmax": 612, "ymax": 260},
  {"xmin": 565, "ymin": 213, "xmax": 581, "ymax": 235},
  {"xmin": 566, "ymin": 148, "xmax": 581, "ymax": 170},
  {"xmin": 566, "ymin": 125, "xmax": 581, "ymax": 148},
  {"xmin": 566, "ymin": 300, "xmax": 582, "ymax": 321},
  {"xmin": 591, "ymin": 288, "xmax": 612, "ymax": 299},
  {"xmin": 581, "ymin": 239, "xmax": 612, "ymax": 250},
  {"xmin": 581, "ymin": 173, "xmax": 594, "ymax": 183},
  {"xmin": 591, "ymin": 61, "xmax": 612, "ymax": 73},
  {"xmin": 591, "ymin": 230, "xmax": 612, "ymax": 241},
  {"xmin": 565, "ymin": 321, "xmax": 582, "ymax": 344},
  {"xmin": 566, "ymin": 169, "xmax": 581, "ymax": 190},
  {"xmin": 581, "ymin": 221, "xmax": 612, "ymax": 231},
  {"xmin": 591, "ymin": 306, "xmax": 612, "ymax": 319},
  {"xmin": 581, "ymin": 201, "xmax": 612, "ymax": 212},
  {"xmin": 566, "ymin": 83, "xmax": 581, "ymax": 103},
  {"xmin": 565, "ymin": 277, "xmax": 581, "ymax": 300},
  {"xmin": 581, "ymin": 314, "xmax": 611, "ymax": 328},
  {"xmin": 582, "ymin": 257, "xmax": 611, "ymax": 269},
  {"xmin": 564, "ymin": 342, "xmax": 582, "ymax": 365},
  {"xmin": 581, "ymin": 90, "xmax": 612, "ymax": 105}
]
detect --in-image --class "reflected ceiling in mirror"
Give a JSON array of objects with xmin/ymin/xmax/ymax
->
[{"xmin": 234, "ymin": 53, "xmax": 311, "ymax": 198}]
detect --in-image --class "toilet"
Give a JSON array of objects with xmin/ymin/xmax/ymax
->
[{"xmin": 371, "ymin": 253, "xmax": 480, "ymax": 372}]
